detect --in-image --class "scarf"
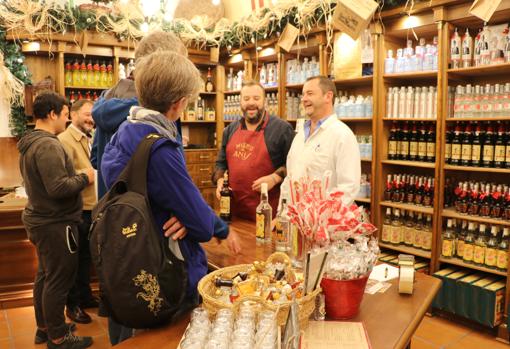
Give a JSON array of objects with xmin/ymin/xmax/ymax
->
[{"xmin": 127, "ymin": 106, "xmax": 178, "ymax": 142}]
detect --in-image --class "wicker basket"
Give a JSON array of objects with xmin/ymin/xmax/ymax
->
[{"xmin": 198, "ymin": 252, "xmax": 320, "ymax": 328}]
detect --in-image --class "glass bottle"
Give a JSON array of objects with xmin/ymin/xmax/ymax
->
[
  {"xmin": 473, "ymin": 224, "xmax": 487, "ymax": 266},
  {"xmin": 106, "ymin": 62, "xmax": 114, "ymax": 87},
  {"xmin": 456, "ymin": 220, "xmax": 467, "ymax": 259},
  {"xmin": 381, "ymin": 208, "xmax": 392, "ymax": 243},
  {"xmin": 494, "ymin": 122, "xmax": 506, "ymax": 168},
  {"xmin": 403, "ymin": 211, "xmax": 415, "ymax": 246},
  {"xmin": 80, "ymin": 61, "xmax": 87, "ymax": 87},
  {"xmin": 482, "ymin": 123, "xmax": 495, "ymax": 167},
  {"xmin": 460, "ymin": 123, "xmax": 473, "ymax": 167},
  {"xmin": 462, "ymin": 222, "xmax": 476, "ymax": 263},
  {"xmin": 445, "ymin": 125, "xmax": 453, "ymax": 163},
  {"xmin": 390, "ymin": 208, "xmax": 402, "ymax": 245},
  {"xmin": 451, "ymin": 28, "xmax": 461, "ymax": 69},
  {"xmin": 409, "ymin": 122, "xmax": 418, "ymax": 161},
  {"xmin": 496, "ymin": 227, "xmax": 509, "ymax": 271},
  {"xmin": 471, "ymin": 123, "xmax": 483, "ymax": 167},
  {"xmin": 219, "ymin": 171, "xmax": 232, "ymax": 222},
  {"xmin": 388, "ymin": 123, "xmax": 398, "ymax": 160},
  {"xmin": 426, "ymin": 123, "xmax": 436, "ymax": 162},
  {"xmin": 72, "ymin": 59, "xmax": 81, "ymax": 87},
  {"xmin": 255, "ymin": 183, "xmax": 272, "ymax": 244},
  {"xmin": 461, "ymin": 28, "xmax": 473, "ymax": 68},
  {"xmin": 385, "ymin": 49, "xmax": 395, "ymax": 74},
  {"xmin": 413, "ymin": 213, "xmax": 423, "ymax": 249},
  {"xmin": 275, "ymin": 199, "xmax": 291, "ymax": 252},
  {"xmin": 484, "ymin": 226, "xmax": 499, "ymax": 268},
  {"xmin": 442, "ymin": 218, "xmax": 456, "ymax": 258},
  {"xmin": 65, "ymin": 61, "xmax": 73, "ymax": 86},
  {"xmin": 86, "ymin": 60, "xmax": 94, "ymax": 87},
  {"xmin": 450, "ymin": 123, "xmax": 463, "ymax": 165},
  {"xmin": 93, "ymin": 61, "xmax": 101, "ymax": 86},
  {"xmin": 421, "ymin": 214, "xmax": 433, "ymax": 251},
  {"xmin": 206, "ymin": 67, "xmax": 214, "ymax": 92}
]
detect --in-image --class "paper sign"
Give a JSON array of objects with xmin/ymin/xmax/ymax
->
[
  {"xmin": 333, "ymin": 32, "xmax": 362, "ymax": 79},
  {"xmin": 369, "ymin": 263, "xmax": 399, "ymax": 282},
  {"xmin": 332, "ymin": 0, "xmax": 378, "ymax": 40},
  {"xmin": 277, "ymin": 23, "xmax": 299, "ymax": 52},
  {"xmin": 469, "ymin": 0, "xmax": 502, "ymax": 22},
  {"xmin": 210, "ymin": 46, "xmax": 219, "ymax": 63}
]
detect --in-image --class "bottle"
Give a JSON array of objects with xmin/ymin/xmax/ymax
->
[
  {"xmin": 481, "ymin": 123, "xmax": 495, "ymax": 167},
  {"xmin": 445, "ymin": 125, "xmax": 453, "ymax": 163},
  {"xmin": 385, "ymin": 49, "xmax": 395, "ymax": 74},
  {"xmin": 461, "ymin": 29, "xmax": 473, "ymax": 68},
  {"xmin": 227, "ymin": 67, "xmax": 234, "ymax": 91},
  {"xmin": 450, "ymin": 123, "xmax": 463, "ymax": 165},
  {"xmin": 259, "ymin": 64, "xmax": 267, "ymax": 86},
  {"xmin": 69, "ymin": 91, "xmax": 75, "ymax": 105},
  {"xmin": 187, "ymin": 103, "xmax": 196, "ymax": 121},
  {"xmin": 408, "ymin": 122, "xmax": 418, "ymax": 161},
  {"xmin": 462, "ymin": 222, "xmax": 476, "ymax": 263},
  {"xmin": 420, "ymin": 86, "xmax": 427, "ymax": 119},
  {"xmin": 405, "ymin": 86, "xmax": 414, "ymax": 118},
  {"xmin": 93, "ymin": 91, "xmax": 98, "ymax": 102},
  {"xmin": 390, "ymin": 208, "xmax": 402, "ymax": 245},
  {"xmin": 80, "ymin": 61, "xmax": 87, "ymax": 87},
  {"xmin": 395, "ymin": 48, "xmax": 405, "ymax": 73},
  {"xmin": 417, "ymin": 123, "xmax": 427, "ymax": 162},
  {"xmin": 485, "ymin": 226, "xmax": 499, "ymax": 268},
  {"xmin": 127, "ymin": 59, "xmax": 135, "ymax": 77},
  {"xmin": 381, "ymin": 208, "xmax": 392, "ymax": 243},
  {"xmin": 412, "ymin": 213, "xmax": 423, "ymax": 249},
  {"xmin": 206, "ymin": 67, "xmax": 214, "ymax": 92},
  {"xmin": 451, "ymin": 28, "xmax": 461, "ymax": 69},
  {"xmin": 471, "ymin": 123, "xmax": 483, "ymax": 167},
  {"xmin": 106, "ymin": 61, "xmax": 114, "ymax": 87},
  {"xmin": 490, "ymin": 185, "xmax": 504, "ymax": 218},
  {"xmin": 425, "ymin": 123, "xmax": 436, "ymax": 162},
  {"xmin": 65, "ymin": 61, "xmax": 73, "ymax": 86},
  {"xmin": 94, "ymin": 61, "xmax": 102, "ymax": 85},
  {"xmin": 421, "ymin": 214, "xmax": 433, "ymax": 251},
  {"xmin": 255, "ymin": 183, "xmax": 272, "ymax": 244},
  {"xmin": 456, "ymin": 220, "xmax": 467, "ymax": 258},
  {"xmin": 442, "ymin": 219, "xmax": 455, "ymax": 258},
  {"xmin": 72, "ymin": 59, "xmax": 81, "ymax": 87},
  {"xmin": 100, "ymin": 61, "xmax": 108, "ymax": 87},
  {"xmin": 497, "ymin": 228, "xmax": 509, "ymax": 271},
  {"xmin": 87, "ymin": 60, "xmax": 94, "ymax": 87},
  {"xmin": 196, "ymin": 97, "xmax": 204, "ymax": 121},
  {"xmin": 463, "ymin": 84, "xmax": 473, "ymax": 118},
  {"xmin": 275, "ymin": 199, "xmax": 291, "ymax": 252},
  {"xmin": 403, "ymin": 211, "xmax": 415, "ymax": 246},
  {"xmin": 473, "ymin": 224, "xmax": 487, "ymax": 265},
  {"xmin": 399, "ymin": 122, "xmax": 409, "ymax": 160},
  {"xmin": 460, "ymin": 123, "xmax": 473, "ymax": 167},
  {"xmin": 494, "ymin": 123, "xmax": 506, "ymax": 167}
]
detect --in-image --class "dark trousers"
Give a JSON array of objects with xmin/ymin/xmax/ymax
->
[
  {"xmin": 27, "ymin": 222, "xmax": 79, "ymax": 340},
  {"xmin": 67, "ymin": 211, "xmax": 93, "ymax": 307}
]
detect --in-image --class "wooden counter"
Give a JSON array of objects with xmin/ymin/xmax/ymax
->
[{"xmin": 118, "ymin": 219, "xmax": 441, "ymax": 349}]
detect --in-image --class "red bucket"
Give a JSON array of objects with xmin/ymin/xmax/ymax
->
[{"xmin": 320, "ymin": 275, "xmax": 369, "ymax": 320}]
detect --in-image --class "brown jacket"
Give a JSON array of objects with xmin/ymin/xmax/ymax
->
[{"xmin": 58, "ymin": 125, "xmax": 97, "ymax": 210}]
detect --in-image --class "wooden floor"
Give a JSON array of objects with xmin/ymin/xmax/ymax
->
[{"xmin": 0, "ymin": 306, "xmax": 507, "ymax": 349}]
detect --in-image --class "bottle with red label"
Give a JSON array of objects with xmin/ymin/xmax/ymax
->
[
  {"xmin": 107, "ymin": 61, "xmax": 114, "ymax": 87},
  {"xmin": 87, "ymin": 60, "xmax": 94, "ymax": 87},
  {"xmin": 80, "ymin": 61, "xmax": 88, "ymax": 87},
  {"xmin": 72, "ymin": 59, "xmax": 81, "ymax": 87},
  {"xmin": 65, "ymin": 62, "xmax": 73, "ymax": 86}
]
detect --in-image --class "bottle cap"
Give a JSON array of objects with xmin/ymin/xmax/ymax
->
[{"xmin": 261, "ymin": 182, "xmax": 268, "ymax": 194}]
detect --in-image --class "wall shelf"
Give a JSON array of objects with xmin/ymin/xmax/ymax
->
[
  {"xmin": 379, "ymin": 242, "xmax": 432, "ymax": 259},
  {"xmin": 381, "ymin": 160, "xmax": 436, "ymax": 168},
  {"xmin": 441, "ymin": 208, "xmax": 510, "ymax": 227},
  {"xmin": 438, "ymin": 257, "xmax": 507, "ymax": 277},
  {"xmin": 444, "ymin": 164, "xmax": 510, "ymax": 174},
  {"xmin": 380, "ymin": 201, "xmax": 434, "ymax": 214}
]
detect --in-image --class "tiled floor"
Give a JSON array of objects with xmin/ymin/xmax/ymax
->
[{"xmin": 0, "ymin": 306, "xmax": 507, "ymax": 348}]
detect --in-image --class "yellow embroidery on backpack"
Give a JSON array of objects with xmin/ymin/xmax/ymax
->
[{"xmin": 133, "ymin": 270, "xmax": 163, "ymax": 315}]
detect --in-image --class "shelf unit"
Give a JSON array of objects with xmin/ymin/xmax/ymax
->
[
  {"xmin": 441, "ymin": 209, "xmax": 510, "ymax": 227},
  {"xmin": 438, "ymin": 257, "xmax": 507, "ymax": 277},
  {"xmin": 379, "ymin": 242, "xmax": 432, "ymax": 259}
]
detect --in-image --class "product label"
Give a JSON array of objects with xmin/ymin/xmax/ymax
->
[
  {"xmin": 445, "ymin": 143, "xmax": 452, "ymax": 160},
  {"xmin": 461, "ymin": 144, "xmax": 472, "ymax": 161},
  {"xmin": 401, "ymin": 142, "xmax": 409, "ymax": 157},
  {"xmin": 381, "ymin": 224, "xmax": 391, "ymax": 242},
  {"xmin": 463, "ymin": 244, "xmax": 474, "ymax": 262},
  {"xmin": 485, "ymin": 248, "xmax": 497, "ymax": 267},
  {"xmin": 506, "ymin": 146, "xmax": 510, "ymax": 164},
  {"xmin": 473, "ymin": 245, "xmax": 485, "ymax": 264},
  {"xmin": 483, "ymin": 146, "xmax": 494, "ymax": 162},
  {"xmin": 388, "ymin": 141, "xmax": 397, "ymax": 156},
  {"xmin": 220, "ymin": 197, "xmax": 230, "ymax": 214},
  {"xmin": 472, "ymin": 145, "xmax": 481, "ymax": 161},
  {"xmin": 495, "ymin": 145, "xmax": 506, "ymax": 162},
  {"xmin": 409, "ymin": 142, "xmax": 418, "ymax": 156},
  {"xmin": 390, "ymin": 225, "xmax": 402, "ymax": 244},
  {"xmin": 404, "ymin": 227, "xmax": 414, "ymax": 245},
  {"xmin": 442, "ymin": 239, "xmax": 454, "ymax": 257},
  {"xmin": 497, "ymin": 250, "xmax": 508, "ymax": 270},
  {"xmin": 275, "ymin": 221, "xmax": 290, "ymax": 243},
  {"xmin": 451, "ymin": 144, "xmax": 461, "ymax": 160},
  {"xmin": 426, "ymin": 142, "xmax": 435, "ymax": 158},
  {"xmin": 418, "ymin": 142, "xmax": 427, "ymax": 157},
  {"xmin": 413, "ymin": 229, "xmax": 422, "ymax": 248},
  {"xmin": 422, "ymin": 232, "xmax": 432, "ymax": 250},
  {"xmin": 456, "ymin": 240, "xmax": 465, "ymax": 258},
  {"xmin": 256, "ymin": 213, "xmax": 265, "ymax": 239}
]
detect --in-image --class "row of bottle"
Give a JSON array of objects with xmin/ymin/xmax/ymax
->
[
  {"xmin": 257, "ymin": 63, "xmax": 279, "ymax": 87},
  {"xmin": 65, "ymin": 60, "xmax": 115, "ymax": 88},
  {"xmin": 335, "ymin": 94, "xmax": 373, "ymax": 118},
  {"xmin": 199, "ymin": 67, "xmax": 215, "ymax": 93},
  {"xmin": 358, "ymin": 173, "xmax": 371, "ymax": 199},
  {"xmin": 450, "ymin": 24, "xmax": 510, "ymax": 69},
  {"xmin": 357, "ymin": 135, "xmax": 373, "ymax": 159},
  {"xmin": 386, "ymin": 86, "xmax": 438, "ymax": 119},
  {"xmin": 286, "ymin": 57, "xmax": 320, "ymax": 85},
  {"xmin": 384, "ymin": 37, "xmax": 439, "ymax": 74},
  {"xmin": 445, "ymin": 122, "xmax": 510, "ymax": 168},
  {"xmin": 384, "ymin": 174, "xmax": 435, "ymax": 207},
  {"xmin": 444, "ymin": 180, "xmax": 510, "ymax": 221},
  {"xmin": 226, "ymin": 68, "xmax": 245, "ymax": 91},
  {"xmin": 451, "ymin": 83, "xmax": 510, "ymax": 118},
  {"xmin": 223, "ymin": 93, "xmax": 279, "ymax": 121},
  {"xmin": 388, "ymin": 122, "xmax": 436, "ymax": 162},
  {"xmin": 68, "ymin": 90, "xmax": 99, "ymax": 104},
  {"xmin": 286, "ymin": 92, "xmax": 304, "ymax": 120},
  {"xmin": 182, "ymin": 97, "xmax": 216, "ymax": 121},
  {"xmin": 441, "ymin": 219, "xmax": 509, "ymax": 271},
  {"xmin": 381, "ymin": 208, "xmax": 434, "ymax": 251}
]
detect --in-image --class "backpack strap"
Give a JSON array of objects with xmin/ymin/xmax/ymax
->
[{"xmin": 117, "ymin": 133, "xmax": 164, "ymax": 196}]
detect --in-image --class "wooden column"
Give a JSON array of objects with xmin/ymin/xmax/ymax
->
[{"xmin": 215, "ymin": 64, "xmax": 225, "ymax": 149}]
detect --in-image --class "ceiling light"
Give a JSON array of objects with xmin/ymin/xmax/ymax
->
[
  {"xmin": 141, "ymin": 22, "xmax": 149, "ymax": 33},
  {"xmin": 212, "ymin": 0, "xmax": 220, "ymax": 5}
]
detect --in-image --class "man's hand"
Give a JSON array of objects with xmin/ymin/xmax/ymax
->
[
  {"xmin": 215, "ymin": 177, "xmax": 224, "ymax": 200},
  {"xmin": 85, "ymin": 168, "xmax": 95, "ymax": 184},
  {"xmin": 252, "ymin": 174, "xmax": 281, "ymax": 192},
  {"xmin": 163, "ymin": 216, "xmax": 187, "ymax": 240},
  {"xmin": 225, "ymin": 229, "xmax": 241, "ymax": 254}
]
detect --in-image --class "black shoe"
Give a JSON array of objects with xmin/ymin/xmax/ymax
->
[
  {"xmin": 34, "ymin": 323, "xmax": 76, "ymax": 344},
  {"xmin": 66, "ymin": 306, "xmax": 92, "ymax": 324},
  {"xmin": 47, "ymin": 332, "xmax": 93, "ymax": 349},
  {"xmin": 79, "ymin": 296, "xmax": 99, "ymax": 309}
]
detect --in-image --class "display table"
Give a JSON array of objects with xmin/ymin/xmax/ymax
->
[{"xmin": 117, "ymin": 219, "xmax": 441, "ymax": 349}]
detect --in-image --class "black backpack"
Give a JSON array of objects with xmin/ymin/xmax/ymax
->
[{"xmin": 90, "ymin": 134, "xmax": 187, "ymax": 329}]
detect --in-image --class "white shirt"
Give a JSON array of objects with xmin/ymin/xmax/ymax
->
[{"xmin": 281, "ymin": 114, "xmax": 361, "ymax": 205}]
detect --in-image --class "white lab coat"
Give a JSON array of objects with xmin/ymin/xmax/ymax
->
[{"xmin": 281, "ymin": 114, "xmax": 361, "ymax": 205}]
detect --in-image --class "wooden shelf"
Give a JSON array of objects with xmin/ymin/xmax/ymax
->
[
  {"xmin": 381, "ymin": 160, "xmax": 435, "ymax": 168},
  {"xmin": 361, "ymin": 158, "xmax": 372, "ymax": 162},
  {"xmin": 445, "ymin": 117, "xmax": 510, "ymax": 122},
  {"xmin": 355, "ymin": 197, "xmax": 371, "ymax": 204},
  {"xmin": 224, "ymin": 90, "xmax": 241, "ymax": 95},
  {"xmin": 438, "ymin": 257, "xmax": 507, "ymax": 277},
  {"xmin": 379, "ymin": 242, "xmax": 431, "ymax": 259},
  {"xmin": 444, "ymin": 164, "xmax": 510, "ymax": 174},
  {"xmin": 383, "ymin": 118, "xmax": 436, "ymax": 122},
  {"xmin": 338, "ymin": 118, "xmax": 373, "ymax": 122},
  {"xmin": 286, "ymin": 83, "xmax": 304, "ymax": 90},
  {"xmin": 380, "ymin": 201, "xmax": 434, "ymax": 214},
  {"xmin": 65, "ymin": 86, "xmax": 108, "ymax": 90},
  {"xmin": 181, "ymin": 120, "xmax": 216, "ymax": 124},
  {"xmin": 263, "ymin": 86, "xmax": 278, "ymax": 92},
  {"xmin": 383, "ymin": 71, "xmax": 437, "ymax": 81},
  {"xmin": 334, "ymin": 75, "xmax": 373, "ymax": 87},
  {"xmin": 199, "ymin": 92, "xmax": 217, "ymax": 96},
  {"xmin": 441, "ymin": 208, "xmax": 510, "ymax": 227},
  {"xmin": 448, "ymin": 63, "xmax": 510, "ymax": 78}
]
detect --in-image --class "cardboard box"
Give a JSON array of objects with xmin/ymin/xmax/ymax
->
[
  {"xmin": 471, "ymin": 276, "xmax": 499, "ymax": 323},
  {"xmin": 431, "ymin": 268, "xmax": 458, "ymax": 310},
  {"xmin": 478, "ymin": 280, "xmax": 505, "ymax": 327},
  {"xmin": 332, "ymin": 0, "xmax": 378, "ymax": 40},
  {"xmin": 455, "ymin": 273, "xmax": 485, "ymax": 319},
  {"xmin": 469, "ymin": 0, "xmax": 502, "ymax": 22},
  {"xmin": 443, "ymin": 270, "xmax": 472, "ymax": 313}
]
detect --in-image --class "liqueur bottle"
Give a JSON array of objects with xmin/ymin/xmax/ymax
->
[
  {"xmin": 256, "ymin": 183, "xmax": 272, "ymax": 244},
  {"xmin": 219, "ymin": 171, "xmax": 232, "ymax": 222}
]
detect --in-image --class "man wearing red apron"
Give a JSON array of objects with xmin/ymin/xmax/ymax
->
[{"xmin": 213, "ymin": 81, "xmax": 294, "ymax": 221}]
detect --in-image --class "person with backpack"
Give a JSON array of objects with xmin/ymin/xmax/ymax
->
[{"xmin": 99, "ymin": 50, "xmax": 241, "ymax": 344}]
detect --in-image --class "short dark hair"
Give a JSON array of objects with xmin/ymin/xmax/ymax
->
[
  {"xmin": 241, "ymin": 80, "xmax": 266, "ymax": 97},
  {"xmin": 71, "ymin": 99, "xmax": 93, "ymax": 113},
  {"xmin": 33, "ymin": 91, "xmax": 68, "ymax": 119},
  {"xmin": 306, "ymin": 75, "xmax": 337, "ymax": 100}
]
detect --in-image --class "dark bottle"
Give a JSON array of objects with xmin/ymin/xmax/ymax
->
[
  {"xmin": 484, "ymin": 226, "xmax": 499, "ymax": 269},
  {"xmin": 462, "ymin": 222, "xmax": 476, "ymax": 264},
  {"xmin": 206, "ymin": 67, "xmax": 215, "ymax": 92},
  {"xmin": 468, "ymin": 182, "xmax": 481, "ymax": 216},
  {"xmin": 458, "ymin": 182, "xmax": 469, "ymax": 214},
  {"xmin": 490, "ymin": 184, "xmax": 503, "ymax": 218},
  {"xmin": 471, "ymin": 123, "xmax": 483, "ymax": 167},
  {"xmin": 494, "ymin": 122, "xmax": 506, "ymax": 168},
  {"xmin": 504, "ymin": 188, "xmax": 510, "ymax": 221},
  {"xmin": 406, "ymin": 175, "xmax": 415, "ymax": 203},
  {"xmin": 399, "ymin": 123, "xmax": 410, "ymax": 160},
  {"xmin": 426, "ymin": 123, "xmax": 436, "ymax": 163},
  {"xmin": 497, "ymin": 228, "xmax": 509, "ymax": 271},
  {"xmin": 391, "ymin": 175, "xmax": 401, "ymax": 202},
  {"xmin": 460, "ymin": 123, "xmax": 473, "ymax": 167},
  {"xmin": 444, "ymin": 125, "xmax": 453, "ymax": 164},
  {"xmin": 423, "ymin": 178, "xmax": 433, "ymax": 207},
  {"xmin": 219, "ymin": 171, "xmax": 233, "ymax": 222},
  {"xmin": 399, "ymin": 174, "xmax": 407, "ymax": 203},
  {"xmin": 450, "ymin": 123, "xmax": 463, "ymax": 165},
  {"xmin": 456, "ymin": 220, "xmax": 468, "ymax": 259},
  {"xmin": 384, "ymin": 174, "xmax": 393, "ymax": 201},
  {"xmin": 482, "ymin": 123, "xmax": 495, "ymax": 167},
  {"xmin": 388, "ymin": 123, "xmax": 398, "ymax": 160},
  {"xmin": 417, "ymin": 122, "xmax": 428, "ymax": 162},
  {"xmin": 479, "ymin": 184, "xmax": 492, "ymax": 217},
  {"xmin": 414, "ymin": 177, "xmax": 424, "ymax": 206},
  {"xmin": 505, "ymin": 123, "xmax": 510, "ymax": 168},
  {"xmin": 409, "ymin": 122, "xmax": 419, "ymax": 161}
]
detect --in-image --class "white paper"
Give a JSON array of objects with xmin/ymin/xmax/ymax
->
[{"xmin": 369, "ymin": 263, "xmax": 399, "ymax": 282}]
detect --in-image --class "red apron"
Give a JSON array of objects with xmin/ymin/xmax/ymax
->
[{"xmin": 226, "ymin": 115, "xmax": 279, "ymax": 221}]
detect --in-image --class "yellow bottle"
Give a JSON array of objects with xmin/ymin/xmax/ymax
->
[
  {"xmin": 72, "ymin": 60, "xmax": 81, "ymax": 87},
  {"xmin": 93, "ymin": 61, "xmax": 101, "ymax": 88},
  {"xmin": 100, "ymin": 61, "xmax": 108, "ymax": 88}
]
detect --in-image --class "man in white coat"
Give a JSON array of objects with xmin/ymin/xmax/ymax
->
[{"xmin": 281, "ymin": 76, "xmax": 361, "ymax": 205}]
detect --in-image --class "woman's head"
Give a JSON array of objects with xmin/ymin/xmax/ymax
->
[{"xmin": 134, "ymin": 50, "xmax": 201, "ymax": 119}]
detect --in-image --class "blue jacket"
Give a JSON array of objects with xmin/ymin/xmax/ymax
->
[{"xmin": 101, "ymin": 121, "xmax": 229, "ymax": 300}]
